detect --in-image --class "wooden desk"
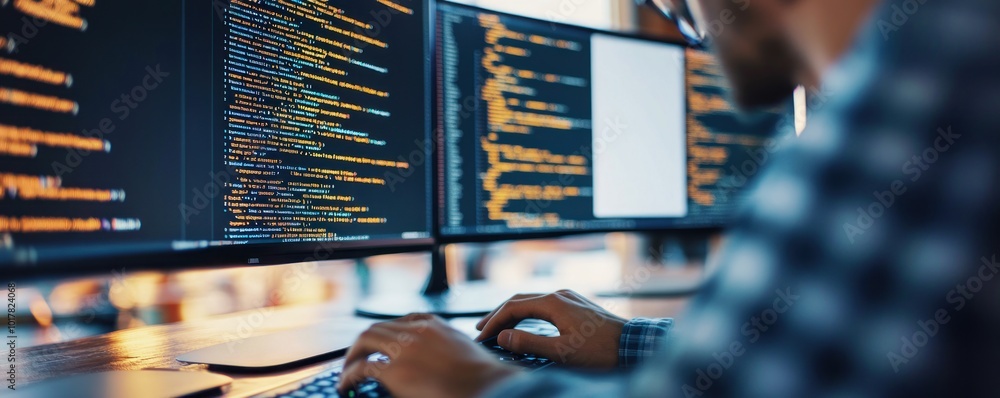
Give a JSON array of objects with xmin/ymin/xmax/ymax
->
[{"xmin": 19, "ymin": 253, "xmax": 694, "ymax": 397}]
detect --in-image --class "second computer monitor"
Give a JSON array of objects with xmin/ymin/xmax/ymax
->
[{"xmin": 436, "ymin": 3, "xmax": 793, "ymax": 238}]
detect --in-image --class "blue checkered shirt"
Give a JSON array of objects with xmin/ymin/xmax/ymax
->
[
  {"xmin": 618, "ymin": 318, "xmax": 673, "ymax": 368},
  {"xmin": 485, "ymin": 0, "xmax": 1000, "ymax": 397}
]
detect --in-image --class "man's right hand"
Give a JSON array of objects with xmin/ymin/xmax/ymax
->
[{"xmin": 475, "ymin": 290, "xmax": 627, "ymax": 370}]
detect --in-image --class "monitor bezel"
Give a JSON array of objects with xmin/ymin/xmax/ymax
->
[
  {"xmin": 5, "ymin": 0, "xmax": 438, "ymax": 278},
  {"xmin": 432, "ymin": 1, "xmax": 725, "ymax": 244}
]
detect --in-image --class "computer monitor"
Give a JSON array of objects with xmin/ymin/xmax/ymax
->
[
  {"xmin": 1, "ymin": 0, "xmax": 433, "ymax": 276},
  {"xmin": 435, "ymin": 2, "xmax": 795, "ymax": 241}
]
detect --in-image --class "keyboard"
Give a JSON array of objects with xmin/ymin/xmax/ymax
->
[
  {"xmin": 261, "ymin": 371, "xmax": 385, "ymax": 398},
  {"xmin": 256, "ymin": 320, "xmax": 558, "ymax": 398}
]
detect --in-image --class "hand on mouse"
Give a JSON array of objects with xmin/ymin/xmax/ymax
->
[
  {"xmin": 475, "ymin": 290, "xmax": 627, "ymax": 369},
  {"xmin": 338, "ymin": 313, "xmax": 521, "ymax": 398}
]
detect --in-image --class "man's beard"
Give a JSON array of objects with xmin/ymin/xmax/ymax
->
[{"xmin": 718, "ymin": 35, "xmax": 801, "ymax": 110}]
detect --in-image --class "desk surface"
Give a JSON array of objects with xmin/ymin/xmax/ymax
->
[{"xmin": 19, "ymin": 249, "xmax": 696, "ymax": 397}]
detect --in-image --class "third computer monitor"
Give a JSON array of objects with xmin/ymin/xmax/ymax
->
[{"xmin": 436, "ymin": 2, "xmax": 795, "ymax": 239}]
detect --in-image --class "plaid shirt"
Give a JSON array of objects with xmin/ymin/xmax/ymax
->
[
  {"xmin": 485, "ymin": 0, "xmax": 1000, "ymax": 397},
  {"xmin": 619, "ymin": 318, "xmax": 673, "ymax": 368}
]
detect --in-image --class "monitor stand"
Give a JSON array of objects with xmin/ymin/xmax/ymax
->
[
  {"xmin": 595, "ymin": 231, "xmax": 715, "ymax": 298},
  {"xmin": 355, "ymin": 245, "xmax": 503, "ymax": 319},
  {"xmin": 356, "ymin": 231, "xmax": 719, "ymax": 317}
]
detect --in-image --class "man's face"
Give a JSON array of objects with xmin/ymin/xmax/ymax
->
[{"xmin": 691, "ymin": 0, "xmax": 801, "ymax": 109}]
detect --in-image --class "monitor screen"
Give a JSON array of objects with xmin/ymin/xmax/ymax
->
[
  {"xmin": 0, "ymin": 0, "xmax": 432, "ymax": 271},
  {"xmin": 436, "ymin": 2, "xmax": 794, "ymax": 238}
]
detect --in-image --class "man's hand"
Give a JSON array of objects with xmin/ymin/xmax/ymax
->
[
  {"xmin": 475, "ymin": 290, "xmax": 627, "ymax": 369},
  {"xmin": 338, "ymin": 314, "xmax": 521, "ymax": 398}
]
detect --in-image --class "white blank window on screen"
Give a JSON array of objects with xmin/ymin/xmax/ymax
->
[{"xmin": 591, "ymin": 34, "xmax": 687, "ymax": 219}]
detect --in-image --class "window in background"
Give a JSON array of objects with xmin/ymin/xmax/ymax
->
[{"xmin": 446, "ymin": 0, "xmax": 634, "ymax": 31}]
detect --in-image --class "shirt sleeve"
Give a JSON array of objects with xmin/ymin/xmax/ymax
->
[
  {"xmin": 618, "ymin": 318, "xmax": 673, "ymax": 369},
  {"xmin": 480, "ymin": 318, "xmax": 673, "ymax": 398}
]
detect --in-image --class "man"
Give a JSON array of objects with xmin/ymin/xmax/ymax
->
[{"xmin": 339, "ymin": 0, "xmax": 1000, "ymax": 396}]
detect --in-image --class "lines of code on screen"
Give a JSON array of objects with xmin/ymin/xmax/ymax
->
[
  {"xmin": 0, "ymin": 0, "xmax": 431, "ymax": 266},
  {"xmin": 437, "ymin": 4, "xmax": 793, "ymax": 237},
  {"xmin": 685, "ymin": 49, "xmax": 794, "ymax": 226},
  {"xmin": 216, "ymin": 0, "xmax": 430, "ymax": 244},
  {"xmin": 438, "ymin": 5, "xmax": 615, "ymax": 236},
  {"xmin": 0, "ymin": 1, "xmax": 182, "ymax": 258}
]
